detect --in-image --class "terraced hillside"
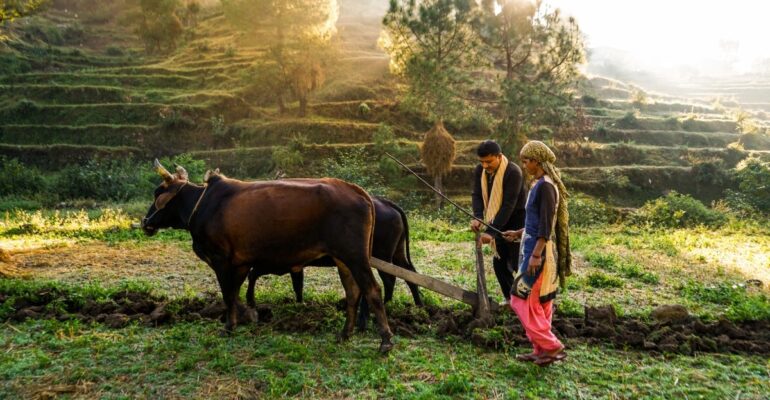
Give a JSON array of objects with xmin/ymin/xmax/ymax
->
[{"xmin": 2, "ymin": 2, "xmax": 770, "ymax": 207}]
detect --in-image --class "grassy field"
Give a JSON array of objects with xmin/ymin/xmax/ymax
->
[{"xmin": 1, "ymin": 208, "xmax": 769, "ymax": 399}]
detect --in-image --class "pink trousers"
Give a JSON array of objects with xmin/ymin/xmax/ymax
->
[{"xmin": 509, "ymin": 277, "xmax": 563, "ymax": 354}]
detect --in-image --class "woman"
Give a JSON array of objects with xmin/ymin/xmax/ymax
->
[{"xmin": 502, "ymin": 141, "xmax": 572, "ymax": 367}]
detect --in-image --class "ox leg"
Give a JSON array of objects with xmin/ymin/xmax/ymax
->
[
  {"xmin": 290, "ymin": 271, "xmax": 304, "ymax": 303},
  {"xmin": 246, "ymin": 268, "xmax": 258, "ymax": 308},
  {"xmin": 340, "ymin": 256, "xmax": 394, "ymax": 354},
  {"xmin": 335, "ymin": 262, "xmax": 361, "ymax": 341},
  {"xmin": 356, "ymin": 270, "xmax": 394, "ymax": 332},
  {"xmin": 393, "ymin": 252, "xmax": 423, "ymax": 307},
  {"xmin": 216, "ymin": 265, "xmax": 251, "ymax": 334}
]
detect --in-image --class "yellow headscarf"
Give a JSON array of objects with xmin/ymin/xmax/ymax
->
[{"xmin": 520, "ymin": 141, "xmax": 572, "ymax": 287}]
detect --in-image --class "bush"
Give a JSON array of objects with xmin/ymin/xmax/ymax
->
[
  {"xmin": 632, "ymin": 191, "xmax": 727, "ymax": 228},
  {"xmin": 587, "ymin": 272, "xmax": 624, "ymax": 288},
  {"xmin": 105, "ymin": 46, "xmax": 125, "ymax": 56},
  {"xmin": 271, "ymin": 137, "xmax": 305, "ymax": 175},
  {"xmin": 568, "ymin": 194, "xmax": 618, "ymax": 226},
  {"xmin": 320, "ymin": 147, "xmax": 387, "ymax": 196},
  {"xmin": 0, "ymin": 158, "xmax": 46, "ymax": 197},
  {"xmin": 727, "ymin": 158, "xmax": 770, "ymax": 215},
  {"xmin": 54, "ymin": 159, "xmax": 155, "ymax": 202},
  {"xmin": 614, "ymin": 111, "xmax": 639, "ymax": 129}
]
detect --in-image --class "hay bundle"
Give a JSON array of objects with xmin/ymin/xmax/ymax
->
[
  {"xmin": 420, "ymin": 121, "xmax": 456, "ymax": 178},
  {"xmin": 420, "ymin": 121, "xmax": 456, "ymax": 207}
]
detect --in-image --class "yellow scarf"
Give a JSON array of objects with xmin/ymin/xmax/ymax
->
[{"xmin": 480, "ymin": 155, "xmax": 509, "ymax": 258}]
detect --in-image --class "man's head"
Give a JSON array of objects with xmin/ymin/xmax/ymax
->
[{"xmin": 477, "ymin": 140, "xmax": 502, "ymax": 175}]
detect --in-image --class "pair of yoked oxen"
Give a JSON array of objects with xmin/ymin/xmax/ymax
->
[{"xmin": 141, "ymin": 160, "xmax": 423, "ymax": 353}]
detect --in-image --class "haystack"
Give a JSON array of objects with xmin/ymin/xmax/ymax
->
[{"xmin": 420, "ymin": 121, "xmax": 456, "ymax": 207}]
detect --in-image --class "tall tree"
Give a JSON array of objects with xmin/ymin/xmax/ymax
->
[
  {"xmin": 222, "ymin": 0, "xmax": 338, "ymax": 116},
  {"xmin": 478, "ymin": 0, "xmax": 585, "ymax": 153},
  {"xmin": 382, "ymin": 0, "xmax": 481, "ymax": 207}
]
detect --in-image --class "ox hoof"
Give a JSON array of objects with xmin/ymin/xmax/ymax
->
[
  {"xmin": 241, "ymin": 308, "xmax": 258, "ymax": 324},
  {"xmin": 379, "ymin": 340, "xmax": 395, "ymax": 354}
]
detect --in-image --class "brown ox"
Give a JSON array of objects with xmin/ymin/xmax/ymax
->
[{"xmin": 140, "ymin": 161, "xmax": 394, "ymax": 353}]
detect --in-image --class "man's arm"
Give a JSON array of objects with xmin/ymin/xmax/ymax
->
[{"xmin": 487, "ymin": 164, "xmax": 522, "ymax": 235}]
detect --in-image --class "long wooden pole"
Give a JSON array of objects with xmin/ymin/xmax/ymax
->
[
  {"xmin": 384, "ymin": 152, "xmax": 504, "ymax": 236},
  {"xmin": 370, "ymin": 258, "xmax": 480, "ymax": 308}
]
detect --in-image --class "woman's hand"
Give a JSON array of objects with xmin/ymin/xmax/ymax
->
[
  {"xmin": 480, "ymin": 233, "xmax": 493, "ymax": 244},
  {"xmin": 501, "ymin": 229, "xmax": 523, "ymax": 243},
  {"xmin": 527, "ymin": 255, "xmax": 542, "ymax": 276}
]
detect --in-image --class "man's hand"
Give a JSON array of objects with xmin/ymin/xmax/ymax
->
[
  {"xmin": 502, "ymin": 229, "xmax": 523, "ymax": 243},
  {"xmin": 480, "ymin": 233, "xmax": 493, "ymax": 244},
  {"xmin": 470, "ymin": 219, "xmax": 482, "ymax": 233}
]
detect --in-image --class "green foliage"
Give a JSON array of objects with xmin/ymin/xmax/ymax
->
[
  {"xmin": 382, "ymin": 0, "xmax": 481, "ymax": 123},
  {"xmin": 584, "ymin": 251, "xmax": 659, "ymax": 285},
  {"xmin": 615, "ymin": 111, "xmax": 640, "ymax": 129},
  {"xmin": 0, "ymin": 0, "xmax": 48, "ymax": 22},
  {"xmin": 481, "ymin": 3, "xmax": 586, "ymax": 151},
  {"xmin": 587, "ymin": 271, "xmax": 624, "ymax": 288},
  {"xmin": 680, "ymin": 281, "xmax": 770, "ymax": 322},
  {"xmin": 54, "ymin": 158, "xmax": 155, "ymax": 202},
  {"xmin": 0, "ymin": 157, "xmax": 45, "ymax": 197},
  {"xmin": 271, "ymin": 135, "xmax": 306, "ymax": 175},
  {"xmin": 136, "ymin": 0, "xmax": 183, "ymax": 54},
  {"xmin": 632, "ymin": 191, "xmax": 727, "ymax": 228},
  {"xmin": 319, "ymin": 147, "xmax": 387, "ymax": 196},
  {"xmin": 105, "ymin": 46, "xmax": 125, "ymax": 56},
  {"xmin": 727, "ymin": 158, "xmax": 770, "ymax": 215},
  {"xmin": 568, "ymin": 194, "xmax": 617, "ymax": 227},
  {"xmin": 222, "ymin": 0, "xmax": 337, "ymax": 115}
]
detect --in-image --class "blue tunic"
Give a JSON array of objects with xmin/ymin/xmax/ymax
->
[{"xmin": 513, "ymin": 177, "xmax": 557, "ymax": 297}]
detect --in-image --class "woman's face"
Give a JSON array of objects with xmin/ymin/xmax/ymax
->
[{"xmin": 520, "ymin": 157, "xmax": 540, "ymax": 176}]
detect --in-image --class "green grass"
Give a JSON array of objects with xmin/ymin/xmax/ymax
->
[{"xmin": 0, "ymin": 319, "xmax": 766, "ymax": 399}]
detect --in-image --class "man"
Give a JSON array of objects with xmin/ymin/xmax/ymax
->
[{"xmin": 471, "ymin": 140, "xmax": 526, "ymax": 304}]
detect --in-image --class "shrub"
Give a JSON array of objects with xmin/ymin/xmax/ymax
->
[
  {"xmin": 632, "ymin": 191, "xmax": 727, "ymax": 228},
  {"xmin": 0, "ymin": 158, "xmax": 46, "ymax": 197},
  {"xmin": 614, "ymin": 111, "xmax": 639, "ymax": 129},
  {"xmin": 54, "ymin": 159, "xmax": 153, "ymax": 202},
  {"xmin": 105, "ymin": 46, "xmax": 125, "ymax": 56},
  {"xmin": 320, "ymin": 147, "xmax": 387, "ymax": 196},
  {"xmin": 568, "ymin": 194, "xmax": 617, "ymax": 226},
  {"xmin": 587, "ymin": 272, "xmax": 624, "ymax": 288},
  {"xmin": 581, "ymin": 94, "xmax": 598, "ymax": 107},
  {"xmin": 727, "ymin": 158, "xmax": 770, "ymax": 214}
]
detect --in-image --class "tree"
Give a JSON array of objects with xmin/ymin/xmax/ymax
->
[
  {"xmin": 136, "ymin": 0, "xmax": 184, "ymax": 54},
  {"xmin": 477, "ymin": 1, "xmax": 585, "ymax": 154},
  {"xmin": 222, "ymin": 0, "xmax": 338, "ymax": 116},
  {"xmin": 382, "ymin": 0, "xmax": 481, "ymax": 207},
  {"xmin": 0, "ymin": 0, "xmax": 47, "ymax": 23}
]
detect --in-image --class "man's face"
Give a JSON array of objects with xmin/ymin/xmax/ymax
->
[{"xmin": 479, "ymin": 154, "xmax": 502, "ymax": 175}]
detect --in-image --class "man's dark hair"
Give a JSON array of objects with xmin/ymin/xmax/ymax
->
[{"xmin": 476, "ymin": 140, "xmax": 502, "ymax": 157}]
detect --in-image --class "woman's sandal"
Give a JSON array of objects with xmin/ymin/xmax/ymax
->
[{"xmin": 534, "ymin": 349, "xmax": 567, "ymax": 367}]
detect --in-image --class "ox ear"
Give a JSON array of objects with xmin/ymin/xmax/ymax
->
[
  {"xmin": 174, "ymin": 164, "xmax": 189, "ymax": 181},
  {"xmin": 154, "ymin": 159, "xmax": 174, "ymax": 183}
]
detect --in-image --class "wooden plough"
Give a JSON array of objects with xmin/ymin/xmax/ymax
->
[{"xmin": 371, "ymin": 232, "xmax": 496, "ymax": 319}]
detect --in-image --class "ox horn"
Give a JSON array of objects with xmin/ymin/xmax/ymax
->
[
  {"xmin": 154, "ymin": 159, "xmax": 174, "ymax": 183},
  {"xmin": 174, "ymin": 164, "xmax": 189, "ymax": 181}
]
